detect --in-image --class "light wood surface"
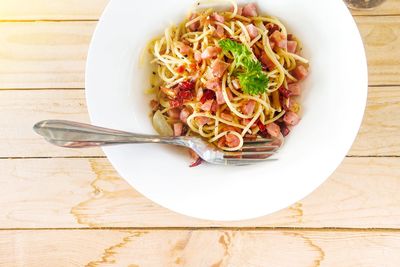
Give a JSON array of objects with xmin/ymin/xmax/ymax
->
[
  {"xmin": 0, "ymin": 0, "xmax": 109, "ymax": 20},
  {"xmin": 2, "ymin": 230, "xmax": 400, "ymax": 267},
  {"xmin": 1, "ymin": 157, "xmax": 400, "ymax": 228},
  {"xmin": 0, "ymin": 17, "xmax": 399, "ymax": 89},
  {"xmin": 1, "ymin": 0, "xmax": 400, "ymax": 265}
]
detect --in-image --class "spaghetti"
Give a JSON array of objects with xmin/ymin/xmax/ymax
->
[{"xmin": 148, "ymin": 1, "xmax": 309, "ymax": 152}]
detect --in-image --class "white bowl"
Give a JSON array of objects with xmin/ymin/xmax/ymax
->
[{"xmin": 86, "ymin": 0, "xmax": 368, "ymax": 221}]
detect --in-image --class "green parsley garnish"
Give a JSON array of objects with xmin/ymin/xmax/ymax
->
[{"xmin": 218, "ymin": 39, "xmax": 268, "ymax": 95}]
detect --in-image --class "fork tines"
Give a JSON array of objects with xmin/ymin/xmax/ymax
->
[{"xmin": 223, "ymin": 138, "xmax": 279, "ymax": 163}]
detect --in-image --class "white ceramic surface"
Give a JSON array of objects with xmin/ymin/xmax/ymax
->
[{"xmin": 85, "ymin": 0, "xmax": 368, "ymax": 221}]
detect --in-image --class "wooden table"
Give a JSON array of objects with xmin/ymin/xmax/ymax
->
[{"xmin": 1, "ymin": 0, "xmax": 399, "ymax": 266}]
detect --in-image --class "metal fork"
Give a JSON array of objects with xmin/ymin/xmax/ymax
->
[{"xmin": 33, "ymin": 120, "xmax": 279, "ymax": 166}]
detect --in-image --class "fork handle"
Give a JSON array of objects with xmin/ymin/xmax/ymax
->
[{"xmin": 33, "ymin": 120, "xmax": 181, "ymax": 148}]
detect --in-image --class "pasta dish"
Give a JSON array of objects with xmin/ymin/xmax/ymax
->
[{"xmin": 147, "ymin": 1, "xmax": 309, "ymax": 165}]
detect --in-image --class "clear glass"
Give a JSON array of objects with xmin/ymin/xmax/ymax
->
[{"xmin": 344, "ymin": 0, "xmax": 386, "ymax": 9}]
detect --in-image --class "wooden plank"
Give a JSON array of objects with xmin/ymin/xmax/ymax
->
[
  {"xmin": 356, "ymin": 16, "xmax": 400, "ymax": 86},
  {"xmin": 0, "ymin": 0, "xmax": 397, "ymax": 20},
  {"xmin": 0, "ymin": 90, "xmax": 103, "ymax": 157},
  {"xmin": 0, "ymin": 0, "xmax": 109, "ymax": 20},
  {"xmin": 0, "ymin": 85, "xmax": 397, "ymax": 158},
  {"xmin": 0, "ymin": 17, "xmax": 398, "ymax": 89},
  {"xmin": 1, "ymin": 157, "xmax": 400, "ymax": 228},
  {"xmin": 0, "ymin": 22, "xmax": 95, "ymax": 89},
  {"xmin": 1, "ymin": 229, "xmax": 400, "ymax": 266},
  {"xmin": 349, "ymin": 86, "xmax": 400, "ymax": 156}
]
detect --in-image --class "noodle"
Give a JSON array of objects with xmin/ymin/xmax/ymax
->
[{"xmin": 148, "ymin": 0, "xmax": 309, "ymax": 151}]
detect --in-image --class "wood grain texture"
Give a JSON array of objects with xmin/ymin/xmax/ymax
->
[
  {"xmin": 1, "ymin": 229, "xmax": 400, "ymax": 267},
  {"xmin": 1, "ymin": 157, "xmax": 399, "ymax": 228},
  {"xmin": 0, "ymin": 86, "xmax": 397, "ymax": 158},
  {"xmin": 0, "ymin": 0, "xmax": 397, "ymax": 20},
  {"xmin": 0, "ymin": 22, "xmax": 95, "ymax": 89},
  {"xmin": 357, "ymin": 16, "xmax": 400, "ymax": 86},
  {"xmin": 0, "ymin": 0, "xmax": 109, "ymax": 20},
  {"xmin": 0, "ymin": 90, "xmax": 102, "ymax": 157},
  {"xmin": 349, "ymin": 86, "xmax": 400, "ymax": 156},
  {"xmin": 0, "ymin": 17, "xmax": 398, "ymax": 89}
]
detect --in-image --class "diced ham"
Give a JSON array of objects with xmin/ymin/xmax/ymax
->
[
  {"xmin": 215, "ymin": 89, "xmax": 225, "ymax": 104},
  {"xmin": 211, "ymin": 101, "xmax": 218, "ymax": 114},
  {"xmin": 215, "ymin": 88, "xmax": 233, "ymax": 105},
  {"xmin": 280, "ymin": 123, "xmax": 291, "ymax": 137},
  {"xmin": 212, "ymin": 12, "xmax": 225, "ymax": 23},
  {"xmin": 271, "ymin": 132, "xmax": 284, "ymax": 147},
  {"xmin": 288, "ymin": 83, "xmax": 301, "ymax": 96},
  {"xmin": 214, "ymin": 25, "xmax": 225, "ymax": 38},
  {"xmin": 260, "ymin": 52, "xmax": 275, "ymax": 70},
  {"xmin": 194, "ymin": 51, "xmax": 202, "ymax": 63},
  {"xmin": 293, "ymin": 65, "xmax": 309, "ymax": 81},
  {"xmin": 287, "ymin": 40, "xmax": 297, "ymax": 53},
  {"xmin": 246, "ymin": 24, "xmax": 259, "ymax": 39},
  {"xmin": 225, "ymin": 133, "xmax": 241, "ymax": 148},
  {"xmin": 195, "ymin": 116, "xmax": 210, "ymax": 126},
  {"xmin": 211, "ymin": 59, "xmax": 230, "ymax": 78},
  {"xmin": 205, "ymin": 79, "xmax": 221, "ymax": 91},
  {"xmin": 279, "ymin": 85, "xmax": 292, "ymax": 98},
  {"xmin": 266, "ymin": 122, "xmax": 281, "ymax": 138},
  {"xmin": 283, "ymin": 111, "xmax": 301, "ymax": 126},
  {"xmin": 188, "ymin": 13, "xmax": 200, "ymax": 32},
  {"xmin": 180, "ymin": 108, "xmax": 191, "ymax": 124},
  {"xmin": 167, "ymin": 108, "xmax": 181, "ymax": 119},
  {"xmin": 201, "ymin": 99, "xmax": 214, "ymax": 112},
  {"xmin": 189, "ymin": 149, "xmax": 202, "ymax": 167},
  {"xmin": 242, "ymin": 3, "xmax": 258, "ymax": 17},
  {"xmin": 253, "ymin": 45, "xmax": 261, "ymax": 58},
  {"xmin": 242, "ymin": 100, "xmax": 256, "ymax": 115},
  {"xmin": 270, "ymin": 30, "xmax": 287, "ymax": 49},
  {"xmin": 173, "ymin": 123, "xmax": 183, "ymax": 136},
  {"xmin": 176, "ymin": 42, "xmax": 191, "ymax": 55},
  {"xmin": 237, "ymin": 6, "xmax": 243, "ymax": 16},
  {"xmin": 150, "ymin": 100, "xmax": 159, "ymax": 111},
  {"xmin": 201, "ymin": 46, "xmax": 221, "ymax": 59},
  {"xmin": 221, "ymin": 113, "xmax": 233, "ymax": 121}
]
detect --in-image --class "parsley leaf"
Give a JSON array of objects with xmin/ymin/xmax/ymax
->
[{"xmin": 218, "ymin": 39, "xmax": 268, "ymax": 95}]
